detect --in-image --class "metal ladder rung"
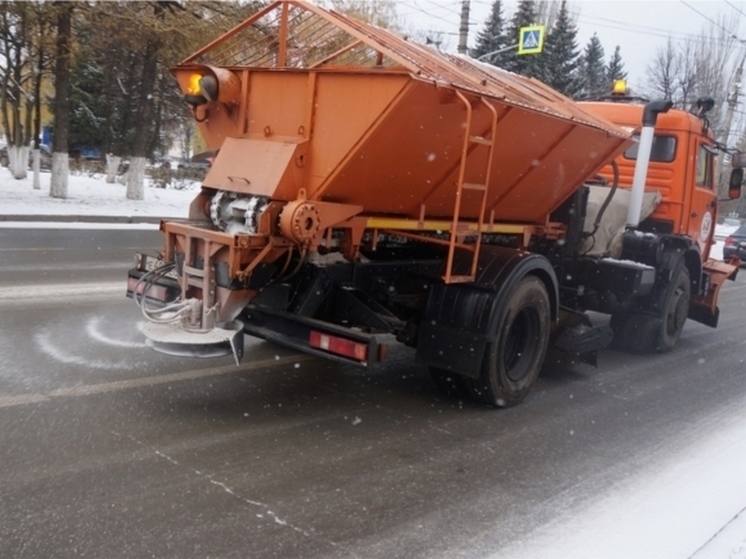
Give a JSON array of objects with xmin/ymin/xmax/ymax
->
[
  {"xmin": 463, "ymin": 182, "xmax": 487, "ymax": 191},
  {"xmin": 469, "ymin": 135, "xmax": 493, "ymax": 146},
  {"xmin": 447, "ymin": 275, "xmax": 479, "ymax": 284}
]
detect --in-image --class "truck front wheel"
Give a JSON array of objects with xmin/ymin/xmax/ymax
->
[
  {"xmin": 468, "ymin": 276, "xmax": 551, "ymax": 407},
  {"xmin": 611, "ymin": 267, "xmax": 690, "ymax": 353},
  {"xmin": 658, "ymin": 267, "xmax": 690, "ymax": 352}
]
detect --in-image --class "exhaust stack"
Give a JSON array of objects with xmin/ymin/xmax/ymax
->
[{"xmin": 626, "ymin": 100, "xmax": 673, "ymax": 228}]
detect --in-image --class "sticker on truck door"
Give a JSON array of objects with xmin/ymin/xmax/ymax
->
[{"xmin": 700, "ymin": 211, "xmax": 712, "ymax": 243}]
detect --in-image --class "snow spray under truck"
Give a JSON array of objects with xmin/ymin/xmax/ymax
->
[{"xmin": 127, "ymin": 1, "xmax": 744, "ymax": 407}]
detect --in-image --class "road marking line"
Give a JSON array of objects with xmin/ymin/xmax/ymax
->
[
  {"xmin": 0, "ymin": 354, "xmax": 312, "ymax": 409},
  {"xmin": 0, "ymin": 394, "xmax": 51, "ymax": 407},
  {"xmin": 0, "ymin": 282, "xmax": 125, "ymax": 300}
]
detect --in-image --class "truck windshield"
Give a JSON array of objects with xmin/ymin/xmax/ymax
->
[{"xmin": 623, "ymin": 135, "xmax": 676, "ymax": 163}]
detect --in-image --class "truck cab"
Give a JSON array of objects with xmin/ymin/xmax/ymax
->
[
  {"xmin": 577, "ymin": 91, "xmax": 742, "ymax": 340},
  {"xmin": 580, "ymin": 98, "xmax": 720, "ymax": 261}
]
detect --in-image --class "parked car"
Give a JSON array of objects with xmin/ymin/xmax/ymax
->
[
  {"xmin": 176, "ymin": 152, "xmax": 214, "ymax": 179},
  {"xmin": 0, "ymin": 144, "xmax": 52, "ymax": 170},
  {"xmin": 722, "ymin": 224, "xmax": 746, "ymax": 263}
]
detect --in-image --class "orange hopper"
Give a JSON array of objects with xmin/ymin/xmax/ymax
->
[{"xmin": 149, "ymin": 0, "xmax": 630, "ymax": 358}]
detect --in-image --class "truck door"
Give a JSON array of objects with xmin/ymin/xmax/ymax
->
[{"xmin": 688, "ymin": 142, "xmax": 717, "ymax": 260}]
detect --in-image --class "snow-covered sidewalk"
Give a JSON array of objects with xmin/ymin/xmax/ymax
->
[{"xmin": 0, "ymin": 169, "xmax": 196, "ymax": 222}]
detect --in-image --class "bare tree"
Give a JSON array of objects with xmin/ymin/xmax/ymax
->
[{"xmin": 644, "ymin": 15, "xmax": 741, "ymax": 139}]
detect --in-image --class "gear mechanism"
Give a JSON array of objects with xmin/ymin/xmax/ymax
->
[{"xmin": 209, "ymin": 190, "xmax": 268, "ymax": 235}]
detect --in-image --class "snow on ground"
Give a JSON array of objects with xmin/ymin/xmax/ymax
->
[
  {"xmin": 0, "ymin": 168, "xmax": 197, "ymax": 221},
  {"xmin": 496, "ymin": 401, "xmax": 746, "ymax": 559}
]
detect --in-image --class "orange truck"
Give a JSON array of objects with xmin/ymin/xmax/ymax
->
[{"xmin": 128, "ymin": 1, "xmax": 743, "ymax": 407}]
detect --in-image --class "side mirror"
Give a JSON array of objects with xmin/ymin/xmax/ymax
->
[{"xmin": 729, "ymin": 168, "xmax": 743, "ymax": 199}]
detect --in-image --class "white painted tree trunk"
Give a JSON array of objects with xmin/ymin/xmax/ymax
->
[
  {"xmin": 126, "ymin": 156, "xmax": 146, "ymax": 200},
  {"xmin": 9, "ymin": 145, "xmax": 26, "ymax": 179},
  {"xmin": 32, "ymin": 148, "xmax": 41, "ymax": 190},
  {"xmin": 50, "ymin": 152, "xmax": 69, "ymax": 199},
  {"xmin": 105, "ymin": 154, "xmax": 121, "ymax": 184}
]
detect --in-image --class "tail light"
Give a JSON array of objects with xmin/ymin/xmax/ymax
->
[
  {"xmin": 724, "ymin": 236, "xmax": 734, "ymax": 246},
  {"xmin": 309, "ymin": 331, "xmax": 368, "ymax": 362}
]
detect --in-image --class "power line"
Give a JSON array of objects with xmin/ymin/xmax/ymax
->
[
  {"xmin": 725, "ymin": 0, "xmax": 746, "ymax": 19},
  {"xmin": 680, "ymin": 0, "xmax": 746, "ymax": 43},
  {"xmin": 576, "ymin": 14, "xmax": 738, "ymax": 49}
]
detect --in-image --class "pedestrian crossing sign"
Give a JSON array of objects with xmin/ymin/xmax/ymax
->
[{"xmin": 518, "ymin": 25, "xmax": 544, "ymax": 55}]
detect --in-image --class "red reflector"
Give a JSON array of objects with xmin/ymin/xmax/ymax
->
[
  {"xmin": 309, "ymin": 331, "xmax": 368, "ymax": 362},
  {"xmin": 127, "ymin": 277, "xmax": 170, "ymax": 302}
]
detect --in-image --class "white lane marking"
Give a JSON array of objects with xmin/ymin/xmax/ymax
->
[
  {"xmin": 0, "ymin": 355, "xmax": 312, "ymax": 409},
  {"xmin": 0, "ymin": 282, "xmax": 125, "ymax": 301},
  {"xmin": 86, "ymin": 316, "xmax": 147, "ymax": 349},
  {"xmin": 0, "ymin": 394, "xmax": 51, "ymax": 407},
  {"xmin": 0, "ymin": 221, "xmax": 160, "ymax": 230}
]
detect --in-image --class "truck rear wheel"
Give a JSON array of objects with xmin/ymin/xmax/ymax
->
[{"xmin": 468, "ymin": 276, "xmax": 550, "ymax": 407}]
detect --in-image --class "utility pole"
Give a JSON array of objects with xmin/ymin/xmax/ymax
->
[
  {"xmin": 458, "ymin": 0, "xmax": 470, "ymax": 54},
  {"xmin": 718, "ymin": 49, "xmax": 745, "ymax": 198}
]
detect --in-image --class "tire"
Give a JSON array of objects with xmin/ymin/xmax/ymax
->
[
  {"xmin": 657, "ymin": 267, "xmax": 690, "ymax": 352},
  {"xmin": 611, "ymin": 311, "xmax": 659, "ymax": 353},
  {"xmin": 468, "ymin": 276, "xmax": 551, "ymax": 407},
  {"xmin": 610, "ymin": 267, "xmax": 690, "ymax": 353}
]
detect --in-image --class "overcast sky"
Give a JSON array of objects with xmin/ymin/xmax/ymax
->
[{"xmin": 396, "ymin": 0, "xmax": 746, "ymax": 91}]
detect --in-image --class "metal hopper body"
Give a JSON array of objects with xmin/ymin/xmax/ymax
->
[{"xmin": 137, "ymin": 0, "xmax": 632, "ymax": 359}]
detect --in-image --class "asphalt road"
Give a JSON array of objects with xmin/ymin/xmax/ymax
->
[{"xmin": 1, "ymin": 228, "xmax": 745, "ymax": 558}]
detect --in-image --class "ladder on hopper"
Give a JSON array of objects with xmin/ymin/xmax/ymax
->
[{"xmin": 443, "ymin": 93, "xmax": 498, "ymax": 283}]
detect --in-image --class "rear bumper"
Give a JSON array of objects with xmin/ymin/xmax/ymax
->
[{"xmin": 241, "ymin": 305, "xmax": 396, "ymax": 367}]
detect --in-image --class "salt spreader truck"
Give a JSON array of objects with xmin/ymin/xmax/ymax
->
[{"xmin": 127, "ymin": 1, "xmax": 744, "ymax": 407}]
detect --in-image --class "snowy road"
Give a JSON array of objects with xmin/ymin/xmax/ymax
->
[{"xmin": 0, "ymin": 227, "xmax": 745, "ymax": 558}]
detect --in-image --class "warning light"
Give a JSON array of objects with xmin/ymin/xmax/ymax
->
[
  {"xmin": 612, "ymin": 80, "xmax": 627, "ymax": 95},
  {"xmin": 185, "ymin": 73, "xmax": 207, "ymax": 107}
]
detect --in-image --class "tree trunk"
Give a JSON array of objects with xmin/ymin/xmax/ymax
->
[
  {"xmin": 13, "ymin": 145, "xmax": 30, "ymax": 180},
  {"xmin": 126, "ymin": 4, "xmax": 161, "ymax": 201},
  {"xmin": 50, "ymin": 2, "xmax": 72, "ymax": 199},
  {"xmin": 105, "ymin": 153, "xmax": 122, "ymax": 183},
  {"xmin": 32, "ymin": 148, "xmax": 41, "ymax": 190},
  {"xmin": 126, "ymin": 156, "xmax": 146, "ymax": 200},
  {"xmin": 50, "ymin": 152, "xmax": 69, "ymax": 197}
]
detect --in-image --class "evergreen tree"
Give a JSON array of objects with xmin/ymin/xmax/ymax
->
[
  {"xmin": 578, "ymin": 33, "xmax": 607, "ymax": 99},
  {"xmin": 472, "ymin": 0, "xmax": 507, "ymax": 65},
  {"xmin": 543, "ymin": 0, "xmax": 580, "ymax": 97},
  {"xmin": 501, "ymin": 0, "xmax": 544, "ymax": 79},
  {"xmin": 606, "ymin": 45, "xmax": 627, "ymax": 84}
]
